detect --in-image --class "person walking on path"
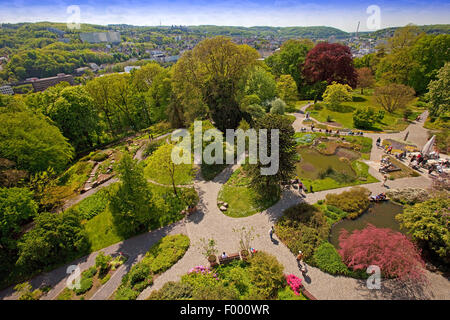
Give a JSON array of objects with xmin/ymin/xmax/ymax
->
[
  {"xmin": 298, "ymin": 180, "xmax": 304, "ymax": 195},
  {"xmin": 296, "ymin": 251, "xmax": 306, "ymax": 273},
  {"xmin": 404, "ymin": 131, "xmax": 409, "ymax": 141},
  {"xmin": 376, "ymin": 137, "xmax": 381, "ymax": 147},
  {"xmin": 383, "ymin": 175, "xmax": 388, "ymax": 187},
  {"xmin": 309, "ymin": 185, "xmax": 314, "ymax": 193},
  {"xmin": 269, "ymin": 226, "xmax": 275, "ymax": 241}
]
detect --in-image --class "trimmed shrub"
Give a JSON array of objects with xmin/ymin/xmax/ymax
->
[
  {"xmin": 325, "ymin": 187, "xmax": 371, "ymax": 219},
  {"xmin": 275, "ymin": 203, "xmax": 329, "ymax": 261},
  {"xmin": 74, "ymin": 277, "xmax": 93, "ymax": 295},
  {"xmin": 313, "ymin": 242, "xmax": 350, "ymax": 275},
  {"xmin": 148, "ymin": 281, "xmax": 193, "ymax": 300},
  {"xmin": 247, "ymin": 252, "xmax": 285, "ymax": 299}
]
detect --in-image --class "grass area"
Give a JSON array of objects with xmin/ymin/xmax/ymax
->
[
  {"xmin": 143, "ymin": 144, "xmax": 196, "ymax": 185},
  {"xmin": 83, "ymin": 182, "xmax": 197, "ymax": 251},
  {"xmin": 295, "ymin": 100, "xmax": 312, "ymax": 110},
  {"xmin": 306, "ymin": 91, "xmax": 420, "ymax": 132},
  {"xmin": 283, "ymin": 114, "xmax": 296, "ymax": 124},
  {"xmin": 57, "ymin": 160, "xmax": 94, "ymax": 196},
  {"xmin": 144, "ymin": 159, "xmax": 195, "ymax": 185},
  {"xmin": 218, "ymin": 168, "xmax": 279, "ymax": 217},
  {"xmin": 114, "ymin": 234, "xmax": 190, "ymax": 300}
]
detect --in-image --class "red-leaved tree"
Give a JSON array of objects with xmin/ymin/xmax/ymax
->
[
  {"xmin": 303, "ymin": 43, "xmax": 358, "ymax": 88},
  {"xmin": 338, "ymin": 224, "xmax": 426, "ymax": 282}
]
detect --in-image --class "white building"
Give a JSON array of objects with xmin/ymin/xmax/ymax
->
[{"xmin": 124, "ymin": 66, "xmax": 141, "ymax": 73}]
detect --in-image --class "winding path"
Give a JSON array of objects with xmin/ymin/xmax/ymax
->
[{"xmin": 1, "ymin": 107, "xmax": 449, "ymax": 301}]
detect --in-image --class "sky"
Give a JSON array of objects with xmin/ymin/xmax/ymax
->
[{"xmin": 0, "ymin": 0, "xmax": 449, "ymax": 32}]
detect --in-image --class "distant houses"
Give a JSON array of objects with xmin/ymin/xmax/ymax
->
[
  {"xmin": 124, "ymin": 66, "xmax": 141, "ymax": 73},
  {"xmin": 0, "ymin": 85, "xmax": 14, "ymax": 95},
  {"xmin": 80, "ymin": 31, "xmax": 121, "ymax": 44}
]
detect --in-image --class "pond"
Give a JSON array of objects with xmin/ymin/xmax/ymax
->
[
  {"xmin": 329, "ymin": 201, "xmax": 405, "ymax": 249},
  {"xmin": 295, "ymin": 147, "xmax": 358, "ymax": 180}
]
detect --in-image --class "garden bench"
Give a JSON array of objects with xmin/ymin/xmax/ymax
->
[{"xmin": 218, "ymin": 252, "xmax": 240, "ymax": 265}]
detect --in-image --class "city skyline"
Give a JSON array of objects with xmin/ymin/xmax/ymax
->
[{"xmin": 0, "ymin": 0, "xmax": 449, "ymax": 32}]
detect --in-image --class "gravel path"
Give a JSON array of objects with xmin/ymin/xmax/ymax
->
[{"xmin": 2, "ymin": 109, "xmax": 449, "ymax": 301}]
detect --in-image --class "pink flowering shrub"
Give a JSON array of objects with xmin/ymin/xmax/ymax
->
[
  {"xmin": 338, "ymin": 224, "xmax": 426, "ymax": 282},
  {"xmin": 187, "ymin": 266, "xmax": 218, "ymax": 279},
  {"xmin": 285, "ymin": 274, "xmax": 303, "ymax": 295}
]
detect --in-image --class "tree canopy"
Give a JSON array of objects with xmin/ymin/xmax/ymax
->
[
  {"xmin": 0, "ymin": 95, "xmax": 73, "ymax": 173},
  {"xmin": 172, "ymin": 36, "xmax": 260, "ymax": 131},
  {"xmin": 303, "ymin": 42, "xmax": 357, "ymax": 88}
]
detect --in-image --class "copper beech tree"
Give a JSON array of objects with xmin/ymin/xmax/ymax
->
[{"xmin": 303, "ymin": 42, "xmax": 358, "ymax": 88}]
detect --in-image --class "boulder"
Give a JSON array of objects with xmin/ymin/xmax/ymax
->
[{"xmin": 220, "ymin": 206, "xmax": 227, "ymax": 211}]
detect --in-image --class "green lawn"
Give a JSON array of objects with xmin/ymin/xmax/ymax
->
[
  {"xmin": 83, "ymin": 182, "xmax": 197, "ymax": 251},
  {"xmin": 299, "ymin": 161, "xmax": 378, "ymax": 193},
  {"xmin": 217, "ymin": 168, "xmax": 279, "ymax": 218},
  {"xmin": 143, "ymin": 148, "xmax": 196, "ymax": 185},
  {"xmin": 306, "ymin": 92, "xmax": 420, "ymax": 132}
]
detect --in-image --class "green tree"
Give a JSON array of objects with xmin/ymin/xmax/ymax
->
[
  {"xmin": 322, "ymin": 82, "xmax": 353, "ymax": 110},
  {"xmin": 239, "ymin": 66, "xmax": 277, "ymax": 106},
  {"xmin": 276, "ymin": 74, "xmax": 298, "ymax": 107},
  {"xmin": 265, "ymin": 39, "xmax": 313, "ymax": 91},
  {"xmin": 397, "ymin": 197, "xmax": 450, "ymax": 263},
  {"xmin": 427, "ymin": 63, "xmax": 449, "ymax": 119},
  {"xmin": 16, "ymin": 210, "xmax": 90, "ymax": 272},
  {"xmin": 353, "ymin": 107, "xmax": 384, "ymax": 129},
  {"xmin": 49, "ymin": 86, "xmax": 101, "ymax": 152},
  {"xmin": 247, "ymin": 114, "xmax": 297, "ymax": 195},
  {"xmin": 95, "ymin": 251, "xmax": 112, "ymax": 274},
  {"xmin": 0, "ymin": 187, "xmax": 37, "ymax": 251},
  {"xmin": 269, "ymin": 98, "xmax": 286, "ymax": 115},
  {"xmin": 147, "ymin": 144, "xmax": 184, "ymax": 197},
  {"xmin": 109, "ymin": 154, "xmax": 154, "ymax": 237},
  {"xmin": 0, "ymin": 95, "xmax": 73, "ymax": 173},
  {"xmin": 172, "ymin": 36, "xmax": 259, "ymax": 132}
]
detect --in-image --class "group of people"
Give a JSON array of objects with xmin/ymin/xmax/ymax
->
[
  {"xmin": 347, "ymin": 130, "xmax": 364, "ymax": 136},
  {"xmin": 293, "ymin": 177, "xmax": 313, "ymax": 194},
  {"xmin": 395, "ymin": 150, "xmax": 408, "ymax": 160},
  {"xmin": 385, "ymin": 145, "xmax": 394, "ymax": 154},
  {"xmin": 409, "ymin": 153, "xmax": 427, "ymax": 170},
  {"xmin": 370, "ymin": 192, "xmax": 387, "ymax": 202},
  {"xmin": 379, "ymin": 157, "xmax": 395, "ymax": 173}
]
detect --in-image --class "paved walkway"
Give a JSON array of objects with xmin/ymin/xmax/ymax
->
[{"xmin": 2, "ymin": 108, "xmax": 449, "ymax": 301}]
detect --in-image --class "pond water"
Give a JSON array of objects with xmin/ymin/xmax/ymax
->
[
  {"xmin": 329, "ymin": 201, "xmax": 405, "ymax": 249},
  {"xmin": 295, "ymin": 147, "xmax": 357, "ymax": 180}
]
